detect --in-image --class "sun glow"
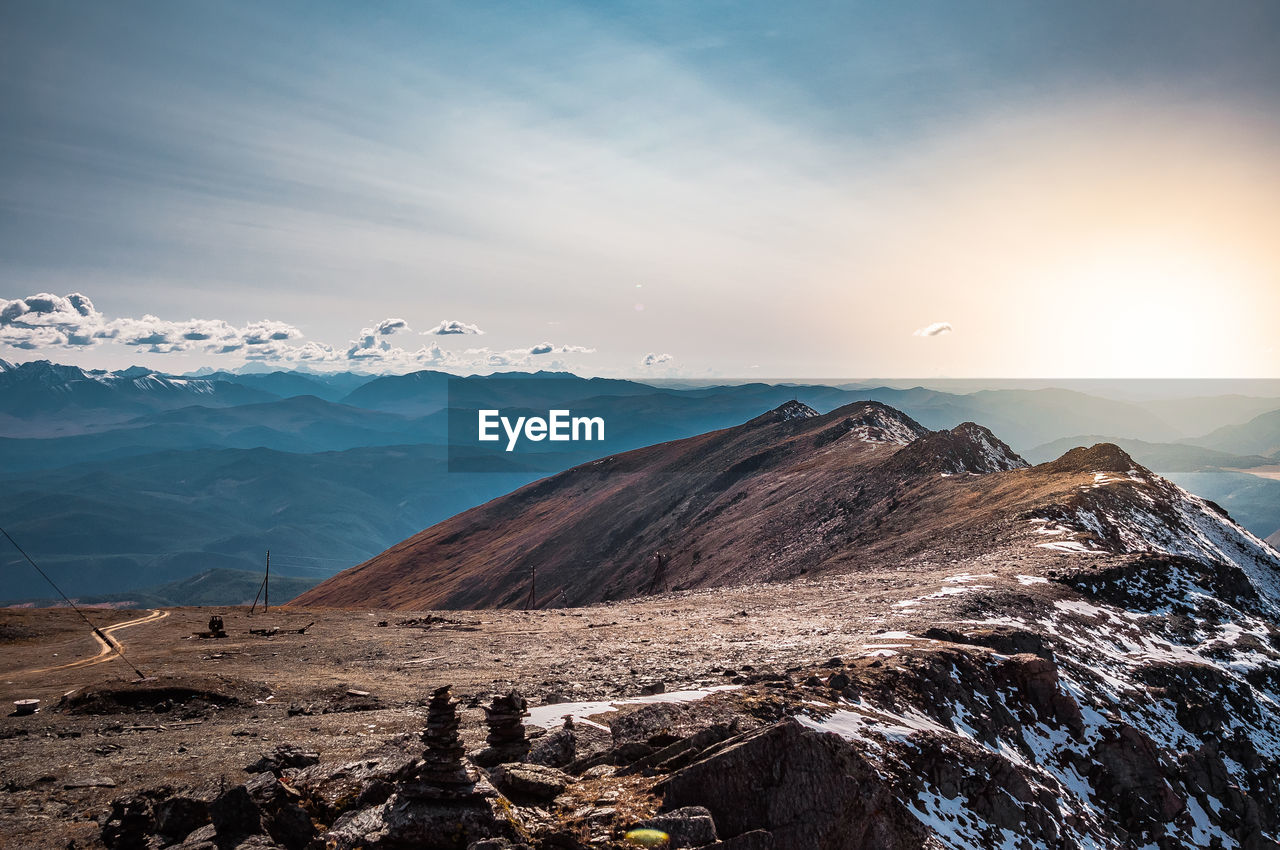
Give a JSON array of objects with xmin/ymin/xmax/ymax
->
[{"xmin": 1037, "ymin": 242, "xmax": 1257, "ymax": 377}]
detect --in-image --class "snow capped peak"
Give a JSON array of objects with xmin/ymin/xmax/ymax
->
[
  {"xmin": 838, "ymin": 402, "xmax": 929, "ymax": 445},
  {"xmin": 0, "ymin": 358, "xmax": 13, "ymax": 372},
  {"xmin": 772, "ymin": 400, "xmax": 820, "ymax": 421},
  {"xmin": 888, "ymin": 420, "xmax": 1028, "ymax": 476},
  {"xmin": 1029, "ymin": 470, "xmax": 1280, "ymax": 605},
  {"xmin": 947, "ymin": 422, "xmax": 1030, "ymax": 473}
]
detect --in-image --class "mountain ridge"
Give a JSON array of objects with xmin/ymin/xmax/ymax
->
[{"xmin": 297, "ymin": 401, "xmax": 1278, "ymax": 612}]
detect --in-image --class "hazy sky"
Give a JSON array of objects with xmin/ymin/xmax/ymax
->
[{"xmin": 2, "ymin": 1, "xmax": 1278, "ymax": 378}]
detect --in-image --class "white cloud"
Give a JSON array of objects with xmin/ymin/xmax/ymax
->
[
  {"xmin": 425, "ymin": 319, "xmax": 484, "ymax": 336},
  {"xmin": 913, "ymin": 321, "xmax": 953, "ymax": 337},
  {"xmin": 0, "ymin": 292, "xmax": 595, "ymax": 374},
  {"xmin": 640, "ymin": 352, "xmax": 673, "ymax": 367},
  {"xmin": 0, "ymin": 292, "xmax": 113, "ymax": 348},
  {"xmin": 0, "ymin": 292, "xmax": 307, "ymax": 354},
  {"xmin": 348, "ymin": 319, "xmax": 409, "ymax": 359},
  {"xmin": 529, "ymin": 342, "xmax": 595, "ymax": 356}
]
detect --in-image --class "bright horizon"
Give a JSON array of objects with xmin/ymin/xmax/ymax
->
[{"xmin": 3, "ymin": 2, "xmax": 1278, "ymax": 379}]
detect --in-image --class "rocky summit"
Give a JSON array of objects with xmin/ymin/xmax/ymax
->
[{"xmin": 2, "ymin": 402, "xmax": 1279, "ymax": 849}]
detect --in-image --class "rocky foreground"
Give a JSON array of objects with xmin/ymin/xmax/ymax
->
[{"xmin": 3, "ymin": 533, "xmax": 1280, "ymax": 849}]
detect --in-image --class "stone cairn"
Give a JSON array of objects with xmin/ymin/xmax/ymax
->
[
  {"xmin": 483, "ymin": 691, "xmax": 530, "ymax": 764},
  {"xmin": 406, "ymin": 685, "xmax": 477, "ymax": 798}
]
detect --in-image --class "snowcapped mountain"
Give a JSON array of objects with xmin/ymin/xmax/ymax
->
[{"xmin": 0, "ymin": 359, "xmax": 275, "ymax": 430}]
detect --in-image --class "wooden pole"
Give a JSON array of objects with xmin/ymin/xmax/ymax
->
[
  {"xmin": 249, "ymin": 575, "xmax": 265, "ymax": 614},
  {"xmin": 264, "ymin": 550, "xmax": 270, "ymax": 612}
]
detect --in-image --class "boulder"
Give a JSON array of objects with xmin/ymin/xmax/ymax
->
[
  {"xmin": 636, "ymin": 806, "xmax": 718, "ymax": 847},
  {"xmin": 154, "ymin": 796, "xmax": 211, "ymax": 842},
  {"xmin": 210, "ymin": 785, "xmax": 264, "ymax": 842},
  {"xmin": 657, "ymin": 718, "xmax": 927, "ymax": 849},
  {"xmin": 487, "ymin": 763, "xmax": 569, "ymax": 804},
  {"xmin": 245, "ymin": 772, "xmax": 316, "ymax": 850},
  {"xmin": 245, "ymin": 745, "xmax": 320, "ymax": 775},
  {"xmin": 526, "ymin": 722, "xmax": 576, "ymax": 769},
  {"xmin": 323, "ymin": 786, "xmax": 520, "ymax": 850},
  {"xmin": 101, "ymin": 794, "xmax": 155, "ymax": 850}
]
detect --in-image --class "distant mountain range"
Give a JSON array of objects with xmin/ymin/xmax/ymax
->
[
  {"xmin": 1184, "ymin": 408, "xmax": 1280, "ymax": 457},
  {"xmin": 2, "ymin": 358, "xmax": 1278, "ymax": 604}
]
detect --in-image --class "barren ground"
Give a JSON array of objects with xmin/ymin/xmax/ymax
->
[{"xmin": 0, "ymin": 549, "xmax": 1080, "ymax": 848}]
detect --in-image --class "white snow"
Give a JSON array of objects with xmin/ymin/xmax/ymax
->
[{"xmin": 523, "ymin": 685, "xmax": 740, "ymax": 729}]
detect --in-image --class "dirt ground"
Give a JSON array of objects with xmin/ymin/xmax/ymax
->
[{"xmin": 0, "ymin": 549, "xmax": 1083, "ymax": 848}]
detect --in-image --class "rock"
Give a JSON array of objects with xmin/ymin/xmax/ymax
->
[
  {"xmin": 617, "ymin": 725, "xmax": 736, "ymax": 777},
  {"xmin": 324, "ymin": 785, "xmax": 520, "ymax": 850},
  {"xmin": 826, "ymin": 673, "xmax": 850, "ymax": 691},
  {"xmin": 209, "ymin": 785, "xmax": 263, "ymax": 841},
  {"xmin": 639, "ymin": 682, "xmax": 666, "ymax": 696},
  {"xmin": 993, "ymin": 654, "xmax": 1084, "ymax": 736},
  {"xmin": 232, "ymin": 838, "xmax": 283, "ymax": 849},
  {"xmin": 244, "ymin": 744, "xmax": 320, "ymax": 774},
  {"xmin": 925, "ymin": 626, "xmax": 1051, "ymax": 660},
  {"xmin": 488, "ymin": 763, "xmax": 569, "ymax": 804},
  {"xmin": 153, "ymin": 796, "xmax": 210, "ymax": 842},
  {"xmin": 175, "ymin": 822, "xmax": 217, "ymax": 849},
  {"xmin": 526, "ymin": 717, "xmax": 576, "ymax": 769},
  {"xmin": 290, "ymin": 743, "xmax": 418, "ymax": 821},
  {"xmin": 610, "ymin": 701, "xmax": 736, "ymax": 756},
  {"xmin": 636, "ymin": 806, "xmax": 718, "ymax": 847},
  {"xmin": 657, "ymin": 718, "xmax": 928, "ymax": 849},
  {"xmin": 101, "ymin": 794, "xmax": 154, "ymax": 850},
  {"xmin": 708, "ymin": 831, "xmax": 773, "ymax": 850},
  {"xmin": 1088, "ymin": 724, "xmax": 1185, "ymax": 836},
  {"xmin": 245, "ymin": 773, "xmax": 315, "ymax": 850}
]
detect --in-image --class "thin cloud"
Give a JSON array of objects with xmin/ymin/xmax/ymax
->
[
  {"xmin": 641, "ymin": 352, "xmax": 673, "ymax": 367},
  {"xmin": 913, "ymin": 322, "xmax": 953, "ymax": 337}
]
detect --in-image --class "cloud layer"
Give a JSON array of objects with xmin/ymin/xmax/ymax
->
[
  {"xmin": 1, "ymin": 291, "xmax": 595, "ymax": 373},
  {"xmin": 0, "ymin": 292, "xmax": 305, "ymax": 355}
]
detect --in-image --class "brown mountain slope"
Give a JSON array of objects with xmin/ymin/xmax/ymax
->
[{"xmin": 296, "ymin": 401, "xmax": 1280, "ymax": 610}]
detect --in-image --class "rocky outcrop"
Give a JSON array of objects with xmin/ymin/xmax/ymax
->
[{"xmin": 657, "ymin": 718, "xmax": 929, "ymax": 849}]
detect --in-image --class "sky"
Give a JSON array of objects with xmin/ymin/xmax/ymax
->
[{"xmin": 1, "ymin": 1, "xmax": 1278, "ymax": 378}]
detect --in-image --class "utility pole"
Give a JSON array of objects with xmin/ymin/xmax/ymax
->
[
  {"xmin": 525, "ymin": 566, "xmax": 536, "ymax": 610},
  {"xmin": 264, "ymin": 550, "xmax": 270, "ymax": 612}
]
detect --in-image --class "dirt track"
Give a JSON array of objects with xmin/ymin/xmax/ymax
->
[{"xmin": 17, "ymin": 609, "xmax": 169, "ymax": 676}]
